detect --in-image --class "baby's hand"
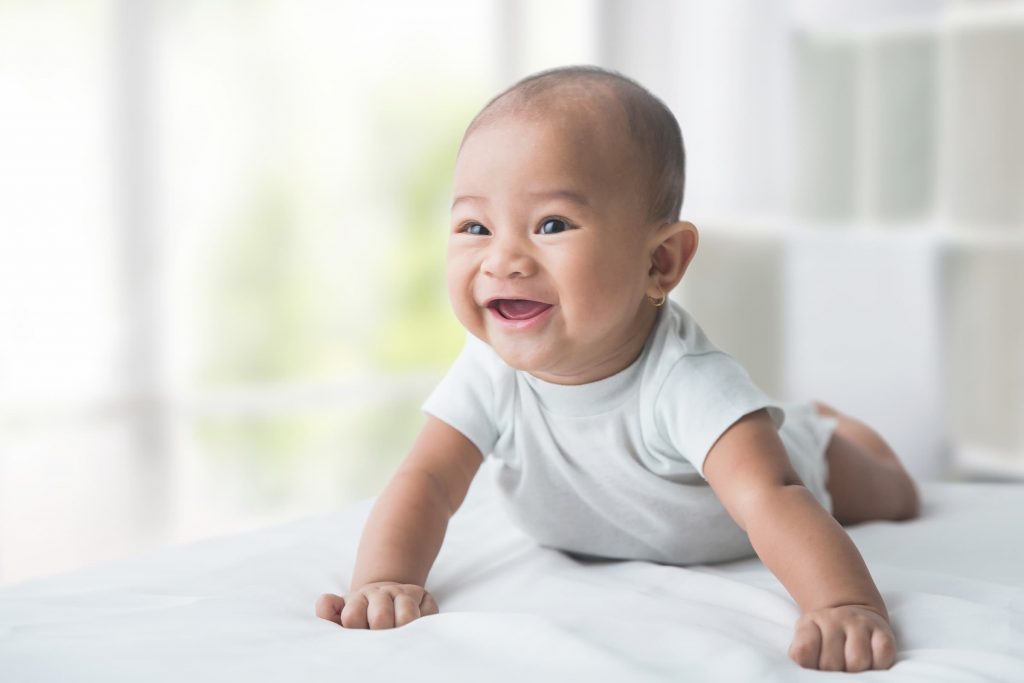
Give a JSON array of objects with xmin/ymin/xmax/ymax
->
[
  {"xmin": 788, "ymin": 604, "xmax": 897, "ymax": 672},
  {"xmin": 315, "ymin": 582, "xmax": 439, "ymax": 629}
]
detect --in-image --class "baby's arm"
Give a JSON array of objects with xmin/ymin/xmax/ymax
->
[
  {"xmin": 316, "ymin": 415, "xmax": 482, "ymax": 628},
  {"xmin": 703, "ymin": 409, "xmax": 895, "ymax": 673}
]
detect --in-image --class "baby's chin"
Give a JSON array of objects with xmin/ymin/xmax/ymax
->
[
  {"xmin": 463, "ymin": 312, "xmax": 577, "ymax": 376},
  {"xmin": 488, "ymin": 342, "xmax": 544, "ymax": 372},
  {"xmin": 485, "ymin": 336, "xmax": 560, "ymax": 374}
]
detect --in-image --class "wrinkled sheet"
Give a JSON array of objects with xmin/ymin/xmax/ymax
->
[{"xmin": 2, "ymin": 462, "xmax": 1023, "ymax": 682}]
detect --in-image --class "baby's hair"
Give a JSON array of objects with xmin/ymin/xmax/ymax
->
[{"xmin": 462, "ymin": 65, "xmax": 685, "ymax": 224}]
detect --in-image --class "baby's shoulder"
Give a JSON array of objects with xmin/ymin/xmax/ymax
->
[{"xmin": 643, "ymin": 302, "xmax": 726, "ymax": 377}]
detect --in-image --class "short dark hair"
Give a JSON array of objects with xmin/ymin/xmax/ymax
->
[{"xmin": 462, "ymin": 65, "xmax": 685, "ymax": 224}]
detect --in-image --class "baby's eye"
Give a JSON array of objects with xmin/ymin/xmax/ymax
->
[
  {"xmin": 538, "ymin": 218, "xmax": 570, "ymax": 235},
  {"xmin": 462, "ymin": 222, "xmax": 491, "ymax": 236}
]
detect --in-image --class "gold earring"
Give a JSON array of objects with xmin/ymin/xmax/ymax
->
[{"xmin": 648, "ymin": 288, "xmax": 666, "ymax": 307}]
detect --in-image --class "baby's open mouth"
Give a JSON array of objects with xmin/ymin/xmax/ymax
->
[{"xmin": 489, "ymin": 299, "xmax": 553, "ymax": 320}]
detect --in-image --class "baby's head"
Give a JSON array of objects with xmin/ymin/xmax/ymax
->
[{"xmin": 448, "ymin": 65, "xmax": 699, "ymax": 385}]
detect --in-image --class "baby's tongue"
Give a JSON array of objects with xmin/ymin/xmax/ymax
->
[{"xmin": 497, "ymin": 299, "xmax": 550, "ymax": 320}]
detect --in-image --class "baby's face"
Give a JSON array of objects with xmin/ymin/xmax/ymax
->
[{"xmin": 448, "ymin": 109, "xmax": 660, "ymax": 384}]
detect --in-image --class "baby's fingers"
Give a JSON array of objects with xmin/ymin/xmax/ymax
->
[
  {"xmin": 788, "ymin": 620, "xmax": 822, "ymax": 669},
  {"xmin": 392, "ymin": 587, "xmax": 441, "ymax": 627},
  {"xmin": 420, "ymin": 590, "xmax": 439, "ymax": 617},
  {"xmin": 315, "ymin": 593, "xmax": 345, "ymax": 625},
  {"xmin": 340, "ymin": 592, "xmax": 370, "ymax": 629},
  {"xmin": 870, "ymin": 626, "xmax": 898, "ymax": 669},
  {"xmin": 366, "ymin": 589, "xmax": 397, "ymax": 629},
  {"xmin": 843, "ymin": 626, "xmax": 874, "ymax": 672},
  {"xmin": 816, "ymin": 623, "xmax": 847, "ymax": 671},
  {"xmin": 393, "ymin": 593, "xmax": 421, "ymax": 627}
]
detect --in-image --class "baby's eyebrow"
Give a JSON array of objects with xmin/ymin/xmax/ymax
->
[
  {"xmin": 527, "ymin": 189, "xmax": 591, "ymax": 207},
  {"xmin": 451, "ymin": 194, "xmax": 487, "ymax": 210},
  {"xmin": 451, "ymin": 189, "xmax": 592, "ymax": 211}
]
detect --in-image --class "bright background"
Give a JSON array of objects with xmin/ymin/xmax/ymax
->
[{"xmin": 1, "ymin": 0, "xmax": 1022, "ymax": 585}]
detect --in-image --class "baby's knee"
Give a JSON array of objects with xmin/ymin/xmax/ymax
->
[{"xmin": 895, "ymin": 469, "xmax": 921, "ymax": 521}]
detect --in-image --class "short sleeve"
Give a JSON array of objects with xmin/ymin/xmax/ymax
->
[
  {"xmin": 421, "ymin": 334, "xmax": 501, "ymax": 458},
  {"xmin": 653, "ymin": 351, "xmax": 785, "ymax": 478}
]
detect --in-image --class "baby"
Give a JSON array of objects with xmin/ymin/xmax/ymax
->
[{"xmin": 316, "ymin": 65, "xmax": 920, "ymax": 673}]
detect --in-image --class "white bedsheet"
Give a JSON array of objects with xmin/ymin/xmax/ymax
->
[{"xmin": 2, "ymin": 462, "xmax": 1023, "ymax": 682}]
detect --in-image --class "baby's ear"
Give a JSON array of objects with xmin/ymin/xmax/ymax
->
[{"xmin": 648, "ymin": 221, "xmax": 699, "ymax": 293}]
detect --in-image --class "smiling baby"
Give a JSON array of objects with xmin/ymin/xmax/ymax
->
[{"xmin": 316, "ymin": 65, "xmax": 920, "ymax": 673}]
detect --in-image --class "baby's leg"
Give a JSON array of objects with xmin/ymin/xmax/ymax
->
[{"xmin": 814, "ymin": 401, "xmax": 921, "ymax": 525}]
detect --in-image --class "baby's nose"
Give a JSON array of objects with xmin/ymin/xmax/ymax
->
[{"xmin": 481, "ymin": 238, "xmax": 536, "ymax": 279}]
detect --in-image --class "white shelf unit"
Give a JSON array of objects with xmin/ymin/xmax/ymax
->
[{"xmin": 789, "ymin": 4, "xmax": 1023, "ymax": 480}]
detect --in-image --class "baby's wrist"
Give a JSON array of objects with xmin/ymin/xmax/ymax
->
[
  {"xmin": 807, "ymin": 602, "xmax": 889, "ymax": 623},
  {"xmin": 349, "ymin": 577, "xmax": 419, "ymax": 592}
]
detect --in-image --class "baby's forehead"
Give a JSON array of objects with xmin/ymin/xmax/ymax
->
[
  {"xmin": 466, "ymin": 85, "xmax": 641, "ymax": 175},
  {"xmin": 454, "ymin": 111, "xmax": 647, "ymax": 224},
  {"xmin": 488, "ymin": 82, "xmax": 633, "ymax": 143},
  {"xmin": 458, "ymin": 69, "xmax": 684, "ymax": 225}
]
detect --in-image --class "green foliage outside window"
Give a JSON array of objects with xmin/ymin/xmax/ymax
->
[{"xmin": 192, "ymin": 86, "xmax": 483, "ymax": 508}]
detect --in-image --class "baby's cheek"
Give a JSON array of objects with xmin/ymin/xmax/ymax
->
[
  {"xmin": 457, "ymin": 306, "xmax": 486, "ymax": 339},
  {"xmin": 577, "ymin": 266, "xmax": 631, "ymax": 306},
  {"xmin": 446, "ymin": 278, "xmax": 484, "ymax": 335},
  {"xmin": 444, "ymin": 263, "xmax": 469, "ymax": 302}
]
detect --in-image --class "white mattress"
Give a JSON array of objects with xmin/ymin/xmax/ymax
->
[{"xmin": 2, "ymin": 461, "xmax": 1023, "ymax": 682}]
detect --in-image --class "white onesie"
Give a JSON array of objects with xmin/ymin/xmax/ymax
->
[{"xmin": 422, "ymin": 300, "xmax": 838, "ymax": 565}]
